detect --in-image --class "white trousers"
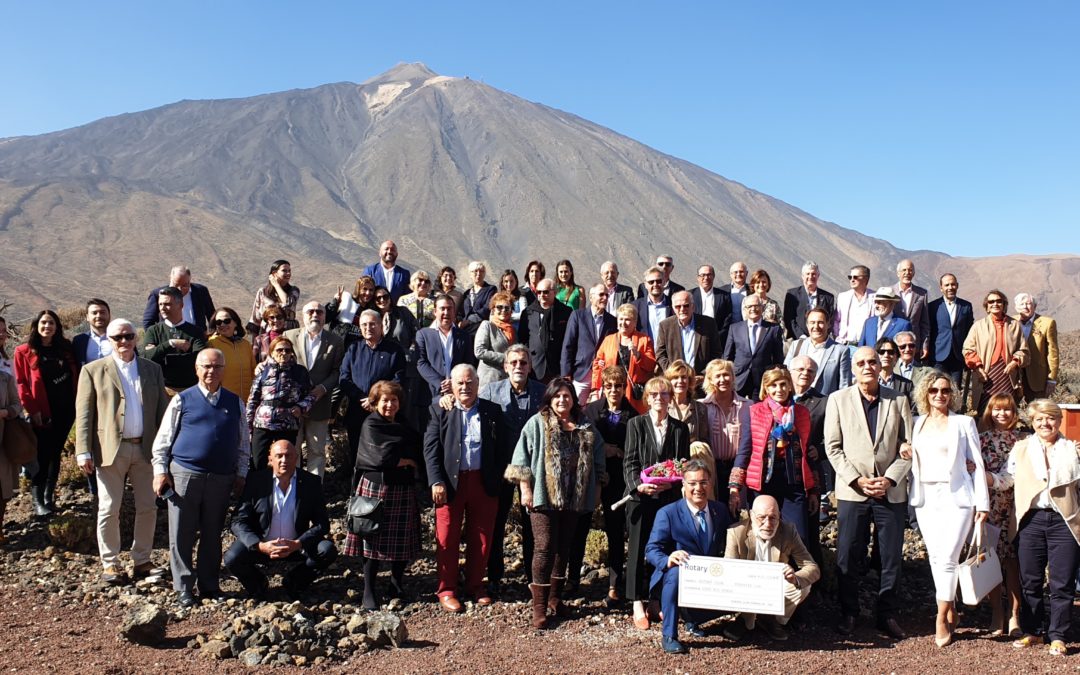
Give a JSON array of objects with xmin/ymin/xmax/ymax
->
[
  {"xmin": 95, "ymin": 440, "xmax": 157, "ymax": 568},
  {"xmin": 914, "ymin": 481, "xmax": 973, "ymax": 602}
]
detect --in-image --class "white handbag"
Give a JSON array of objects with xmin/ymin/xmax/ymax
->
[{"xmin": 958, "ymin": 522, "xmax": 1002, "ymax": 606}]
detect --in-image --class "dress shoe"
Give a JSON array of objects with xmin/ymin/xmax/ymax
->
[
  {"xmin": 836, "ymin": 615, "xmax": 855, "ymax": 636},
  {"xmin": 177, "ymin": 591, "xmax": 197, "ymax": 608},
  {"xmin": 722, "ymin": 620, "xmax": 747, "ymax": 641},
  {"xmin": 661, "ymin": 636, "xmax": 688, "ymax": 654},
  {"xmin": 877, "ymin": 617, "xmax": 907, "ymax": 640},
  {"xmin": 473, "ymin": 592, "xmax": 493, "ymax": 607},
  {"xmin": 101, "ymin": 566, "xmax": 130, "ymax": 586},
  {"xmin": 632, "ymin": 615, "xmax": 650, "ymax": 631},
  {"xmin": 683, "ymin": 622, "xmax": 706, "ymax": 638},
  {"xmin": 130, "ymin": 562, "xmax": 159, "ymax": 580},
  {"xmin": 760, "ymin": 617, "xmax": 789, "ymax": 641},
  {"xmin": 606, "ymin": 588, "xmax": 622, "ymax": 609},
  {"xmin": 439, "ymin": 595, "xmax": 464, "ymax": 613}
]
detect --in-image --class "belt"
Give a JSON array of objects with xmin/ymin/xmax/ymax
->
[{"xmin": 122, "ymin": 437, "xmax": 143, "ymax": 443}]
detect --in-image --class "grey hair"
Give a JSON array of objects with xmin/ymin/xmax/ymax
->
[
  {"xmin": 358, "ymin": 309, "xmax": 381, "ymax": 323},
  {"xmin": 105, "ymin": 318, "xmax": 135, "ymax": 336},
  {"xmin": 801, "ymin": 261, "xmax": 819, "ymax": 274},
  {"xmin": 504, "ymin": 344, "xmax": 530, "ymax": 364}
]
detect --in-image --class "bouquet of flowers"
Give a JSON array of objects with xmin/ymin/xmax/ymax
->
[{"xmin": 640, "ymin": 458, "xmax": 689, "ymax": 485}]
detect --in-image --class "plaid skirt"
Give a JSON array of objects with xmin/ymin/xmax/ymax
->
[{"xmin": 343, "ymin": 474, "xmax": 421, "ymax": 561}]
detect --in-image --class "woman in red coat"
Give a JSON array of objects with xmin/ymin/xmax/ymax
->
[
  {"xmin": 590, "ymin": 304, "xmax": 656, "ymax": 414},
  {"xmin": 729, "ymin": 366, "xmax": 817, "ymax": 544},
  {"xmin": 13, "ymin": 309, "xmax": 79, "ymax": 517}
]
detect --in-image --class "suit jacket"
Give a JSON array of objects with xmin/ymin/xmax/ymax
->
[
  {"xmin": 606, "ymin": 283, "xmax": 636, "ymax": 312},
  {"xmin": 423, "ymin": 398, "xmax": 507, "ymax": 501},
  {"xmin": 927, "ymin": 297, "xmax": 975, "ymax": 364},
  {"xmin": 142, "ymin": 283, "xmax": 216, "ymax": 331},
  {"xmin": 480, "ymin": 378, "xmax": 546, "ymax": 432},
  {"xmin": 1016, "ymin": 313, "xmax": 1059, "ymax": 391},
  {"xmin": 723, "ymin": 320, "xmax": 785, "ymax": 399},
  {"xmin": 632, "ymin": 296, "xmax": 672, "ymax": 340},
  {"xmin": 71, "ymin": 332, "xmax": 109, "ymax": 366},
  {"xmin": 645, "ymin": 499, "xmax": 732, "ymax": 591},
  {"xmin": 461, "ymin": 283, "xmax": 498, "ymax": 325},
  {"xmin": 880, "ymin": 373, "xmax": 914, "ymax": 404},
  {"xmin": 892, "ymin": 283, "xmax": 930, "ymax": 354},
  {"xmin": 74, "ymin": 356, "xmax": 169, "ymax": 466},
  {"xmin": 230, "ymin": 468, "xmax": 330, "ymax": 552},
  {"xmin": 859, "ymin": 315, "xmax": 913, "ymax": 347},
  {"xmin": 908, "ymin": 413, "xmax": 989, "ymax": 511},
  {"xmin": 784, "ymin": 337, "xmax": 851, "ymax": 395},
  {"xmin": 782, "ymin": 286, "xmax": 836, "ymax": 340},
  {"xmin": 415, "ymin": 326, "xmax": 472, "ymax": 405},
  {"xmin": 474, "ymin": 320, "xmax": 513, "ymax": 388},
  {"xmin": 718, "ymin": 283, "xmax": 750, "ymax": 324},
  {"xmin": 724, "ymin": 519, "xmax": 820, "ymax": 586},
  {"xmin": 560, "ymin": 308, "xmax": 617, "ymax": 382},
  {"xmin": 824, "ymin": 385, "xmax": 913, "ymax": 503},
  {"xmin": 362, "ymin": 262, "xmax": 412, "ymax": 302},
  {"xmin": 655, "ymin": 314, "xmax": 721, "ymax": 375},
  {"xmin": 623, "ymin": 414, "xmax": 691, "ymax": 499},
  {"xmin": 793, "ymin": 388, "xmax": 828, "ymax": 462},
  {"xmin": 517, "ymin": 300, "xmax": 572, "ymax": 382},
  {"xmin": 284, "ymin": 328, "xmax": 345, "ymax": 421},
  {"xmin": 690, "ymin": 287, "xmax": 733, "ymax": 347},
  {"xmin": 636, "ymin": 279, "xmax": 685, "ymax": 300}
]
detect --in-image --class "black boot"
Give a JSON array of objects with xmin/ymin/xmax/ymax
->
[
  {"xmin": 31, "ymin": 485, "xmax": 51, "ymax": 517},
  {"xmin": 44, "ymin": 484, "xmax": 57, "ymax": 512}
]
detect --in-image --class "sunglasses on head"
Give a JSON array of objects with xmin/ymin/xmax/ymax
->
[{"xmin": 109, "ymin": 333, "xmax": 136, "ymax": 342}]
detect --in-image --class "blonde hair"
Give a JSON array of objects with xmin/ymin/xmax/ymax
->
[
  {"xmin": 703, "ymin": 359, "xmax": 735, "ymax": 395},
  {"xmin": 913, "ymin": 370, "xmax": 961, "ymax": 416},
  {"xmin": 758, "ymin": 366, "xmax": 793, "ymax": 402}
]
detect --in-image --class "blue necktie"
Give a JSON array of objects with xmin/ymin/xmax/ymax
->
[{"xmin": 695, "ymin": 510, "xmax": 708, "ymax": 551}]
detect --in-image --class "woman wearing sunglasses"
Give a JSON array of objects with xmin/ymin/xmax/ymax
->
[
  {"xmin": 474, "ymin": 292, "xmax": 516, "ymax": 388},
  {"xmin": 963, "ymin": 290, "xmax": 1028, "ymax": 416},
  {"xmin": 245, "ymin": 336, "xmax": 315, "ymax": 470},
  {"xmin": 207, "ymin": 307, "xmax": 255, "ymax": 403}
]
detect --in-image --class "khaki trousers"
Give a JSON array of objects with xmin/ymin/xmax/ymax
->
[{"xmin": 95, "ymin": 440, "xmax": 157, "ymax": 568}]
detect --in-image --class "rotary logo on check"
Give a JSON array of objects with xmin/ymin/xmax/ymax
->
[{"xmin": 708, "ymin": 563, "xmax": 724, "ymax": 577}]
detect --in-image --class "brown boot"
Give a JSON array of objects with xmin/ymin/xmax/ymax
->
[
  {"xmin": 548, "ymin": 576, "xmax": 570, "ymax": 618},
  {"xmin": 529, "ymin": 583, "xmax": 550, "ymax": 629}
]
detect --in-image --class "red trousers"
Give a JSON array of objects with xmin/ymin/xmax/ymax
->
[{"xmin": 434, "ymin": 471, "xmax": 497, "ymax": 598}]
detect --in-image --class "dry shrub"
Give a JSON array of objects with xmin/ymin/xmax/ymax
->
[
  {"xmin": 56, "ymin": 451, "xmax": 85, "ymax": 488},
  {"xmin": 55, "ymin": 305, "xmax": 87, "ymax": 332},
  {"xmin": 47, "ymin": 514, "xmax": 95, "ymax": 552},
  {"xmin": 583, "ymin": 528, "xmax": 608, "ymax": 566}
]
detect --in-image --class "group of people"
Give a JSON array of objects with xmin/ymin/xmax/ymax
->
[{"xmin": 0, "ymin": 242, "xmax": 1072, "ymax": 658}]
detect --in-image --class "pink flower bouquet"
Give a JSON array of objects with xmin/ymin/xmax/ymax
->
[{"xmin": 640, "ymin": 458, "xmax": 688, "ymax": 486}]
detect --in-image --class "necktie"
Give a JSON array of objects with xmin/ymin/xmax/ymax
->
[
  {"xmin": 750, "ymin": 323, "xmax": 759, "ymax": 354},
  {"xmin": 696, "ymin": 509, "xmax": 707, "ymax": 533},
  {"xmin": 695, "ymin": 509, "xmax": 708, "ymax": 550}
]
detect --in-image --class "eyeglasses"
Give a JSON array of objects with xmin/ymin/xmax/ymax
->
[
  {"xmin": 656, "ymin": 261, "xmax": 672, "ymax": 267},
  {"xmin": 673, "ymin": 303, "xmax": 691, "ymax": 309},
  {"xmin": 536, "ymin": 289, "xmax": 553, "ymax": 295},
  {"xmin": 645, "ymin": 279, "xmax": 663, "ymax": 285},
  {"xmin": 212, "ymin": 317, "xmax": 233, "ymax": 326},
  {"xmin": 266, "ymin": 315, "xmax": 285, "ymax": 322},
  {"xmin": 418, "ymin": 279, "xmax": 431, "ymax": 285},
  {"xmin": 494, "ymin": 305, "xmax": 512, "ymax": 312},
  {"xmin": 897, "ymin": 344, "xmax": 916, "ymax": 351},
  {"xmin": 697, "ymin": 272, "xmax": 714, "ymax": 278},
  {"xmin": 109, "ymin": 333, "xmax": 136, "ymax": 342},
  {"xmin": 986, "ymin": 299, "xmax": 1004, "ymax": 305},
  {"xmin": 928, "ymin": 387, "xmax": 952, "ymax": 395},
  {"xmin": 877, "ymin": 348, "xmax": 897, "ymax": 355}
]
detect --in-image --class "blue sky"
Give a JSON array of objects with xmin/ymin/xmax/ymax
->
[{"xmin": 2, "ymin": 2, "xmax": 1076, "ymax": 256}]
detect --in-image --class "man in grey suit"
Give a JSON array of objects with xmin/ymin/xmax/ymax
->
[
  {"xmin": 600, "ymin": 261, "xmax": 635, "ymax": 315},
  {"xmin": 655, "ymin": 291, "xmax": 721, "ymax": 381},
  {"xmin": 892, "ymin": 260, "xmax": 930, "ymax": 361},
  {"xmin": 284, "ymin": 301, "xmax": 345, "ymax": 479},
  {"xmin": 75, "ymin": 318, "xmax": 169, "ymax": 585},
  {"xmin": 784, "ymin": 307, "xmax": 851, "ymax": 395},
  {"xmin": 824, "ymin": 346, "xmax": 913, "ymax": 640}
]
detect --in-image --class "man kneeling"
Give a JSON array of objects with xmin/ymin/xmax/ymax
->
[
  {"xmin": 724, "ymin": 495, "xmax": 819, "ymax": 640},
  {"xmin": 225, "ymin": 440, "xmax": 337, "ymax": 600},
  {"xmin": 644, "ymin": 459, "xmax": 732, "ymax": 654}
]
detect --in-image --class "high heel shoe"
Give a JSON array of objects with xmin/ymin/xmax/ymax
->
[
  {"xmin": 988, "ymin": 615, "xmax": 1005, "ymax": 637},
  {"xmin": 934, "ymin": 632, "xmax": 953, "ymax": 648}
]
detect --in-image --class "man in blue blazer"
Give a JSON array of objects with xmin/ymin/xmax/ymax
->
[
  {"xmin": 72, "ymin": 299, "xmax": 113, "ymax": 366},
  {"xmin": 362, "ymin": 240, "xmax": 412, "ymax": 302},
  {"xmin": 723, "ymin": 296, "xmax": 785, "ymax": 399},
  {"xmin": 141, "ymin": 266, "xmax": 216, "ymax": 331},
  {"xmin": 645, "ymin": 459, "xmax": 732, "ymax": 653},
  {"xmin": 859, "ymin": 287, "xmax": 912, "ymax": 347},
  {"xmin": 415, "ymin": 296, "xmax": 475, "ymax": 409},
  {"xmin": 927, "ymin": 273, "xmax": 975, "ymax": 386},
  {"xmin": 560, "ymin": 284, "xmax": 617, "ymax": 402}
]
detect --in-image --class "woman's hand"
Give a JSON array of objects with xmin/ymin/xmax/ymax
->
[
  {"xmin": 974, "ymin": 511, "xmax": 988, "ymax": 524},
  {"xmin": 728, "ymin": 490, "xmax": 741, "ymax": 518},
  {"xmin": 985, "ymin": 472, "xmax": 994, "ymax": 488},
  {"xmin": 521, "ymin": 485, "xmax": 534, "ymax": 511}
]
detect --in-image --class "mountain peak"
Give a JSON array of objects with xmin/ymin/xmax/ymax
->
[{"xmin": 364, "ymin": 62, "xmax": 438, "ymax": 86}]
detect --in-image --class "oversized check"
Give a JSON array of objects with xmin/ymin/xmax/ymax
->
[{"xmin": 677, "ymin": 555, "xmax": 786, "ymax": 615}]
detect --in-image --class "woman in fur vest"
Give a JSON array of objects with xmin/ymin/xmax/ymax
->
[{"xmin": 506, "ymin": 377, "xmax": 605, "ymax": 629}]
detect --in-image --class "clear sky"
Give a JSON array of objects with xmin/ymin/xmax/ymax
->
[{"xmin": 2, "ymin": 2, "xmax": 1076, "ymax": 256}]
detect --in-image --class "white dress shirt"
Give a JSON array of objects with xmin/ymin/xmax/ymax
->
[
  {"xmin": 699, "ymin": 289, "xmax": 716, "ymax": 319},
  {"xmin": 304, "ymin": 330, "xmax": 322, "ymax": 370},
  {"xmin": 648, "ymin": 410, "xmax": 669, "ymax": 449},
  {"xmin": 114, "ymin": 353, "xmax": 144, "ymax": 439},
  {"xmin": 266, "ymin": 473, "xmax": 299, "ymax": 541},
  {"xmin": 181, "ymin": 290, "xmax": 195, "ymax": 326}
]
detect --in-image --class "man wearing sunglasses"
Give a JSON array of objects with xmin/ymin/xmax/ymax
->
[
  {"xmin": 893, "ymin": 331, "xmax": 932, "ymax": 390},
  {"xmin": 75, "ymin": 318, "xmax": 169, "ymax": 586},
  {"xmin": 632, "ymin": 267, "xmax": 672, "ymax": 341},
  {"xmin": 635, "ymin": 254, "xmax": 684, "ymax": 300}
]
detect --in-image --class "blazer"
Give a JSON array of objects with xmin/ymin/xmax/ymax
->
[
  {"xmin": 480, "ymin": 378, "xmax": 547, "ymax": 433},
  {"xmin": 654, "ymin": 314, "xmax": 721, "ymax": 375},
  {"xmin": 962, "ymin": 315, "xmax": 1029, "ymax": 406},
  {"xmin": 591, "ymin": 332, "xmax": 657, "ymax": 414},
  {"xmin": 880, "ymin": 374, "xmax": 914, "ymax": 412},
  {"xmin": 422, "ymin": 398, "xmax": 507, "ymax": 502},
  {"xmin": 927, "ymin": 297, "xmax": 975, "ymax": 364},
  {"xmin": 782, "ymin": 286, "xmax": 836, "ymax": 340},
  {"xmin": 362, "ymin": 262, "xmax": 412, "ymax": 302},
  {"xmin": 415, "ymin": 326, "xmax": 472, "ymax": 405},
  {"xmin": 74, "ymin": 356, "xmax": 169, "ymax": 466},
  {"xmin": 723, "ymin": 320, "xmax": 785, "ymax": 399},
  {"xmin": 784, "ymin": 337, "xmax": 851, "ymax": 395},
  {"xmin": 1002, "ymin": 436, "xmax": 1080, "ymax": 546},
  {"xmin": 824, "ymin": 385, "xmax": 913, "ymax": 503},
  {"xmin": 560, "ymin": 308, "xmax": 617, "ymax": 383},
  {"xmin": 461, "ymin": 283, "xmax": 498, "ymax": 325},
  {"xmin": 607, "ymin": 283, "xmax": 636, "ymax": 312},
  {"xmin": 858, "ymin": 315, "xmax": 913, "ymax": 348},
  {"xmin": 892, "ymin": 283, "xmax": 930, "ymax": 354},
  {"xmin": 718, "ymin": 283, "xmax": 750, "ymax": 324},
  {"xmin": 724, "ymin": 518, "xmax": 820, "ymax": 587},
  {"xmin": 1016, "ymin": 313, "xmax": 1058, "ymax": 392},
  {"xmin": 142, "ymin": 283, "xmax": 216, "ymax": 331},
  {"xmin": 793, "ymin": 388, "xmax": 827, "ymax": 461},
  {"xmin": 908, "ymin": 413, "xmax": 989, "ymax": 511},
  {"xmin": 230, "ymin": 468, "xmax": 331, "ymax": 552},
  {"xmin": 517, "ymin": 300, "xmax": 572, "ymax": 382},
  {"xmin": 645, "ymin": 498, "xmax": 732, "ymax": 591},
  {"xmin": 636, "ymin": 279, "xmax": 685, "ymax": 300},
  {"xmin": 71, "ymin": 332, "xmax": 109, "ymax": 366},
  {"xmin": 284, "ymin": 327, "xmax": 345, "ymax": 421},
  {"xmin": 623, "ymin": 414, "xmax": 691, "ymax": 499},
  {"xmin": 690, "ymin": 287, "xmax": 733, "ymax": 346},
  {"xmin": 474, "ymin": 320, "xmax": 513, "ymax": 389},
  {"xmin": 632, "ymin": 296, "xmax": 672, "ymax": 339}
]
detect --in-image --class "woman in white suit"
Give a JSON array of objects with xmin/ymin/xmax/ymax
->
[
  {"xmin": 474, "ymin": 291, "xmax": 516, "ymax": 388},
  {"xmin": 903, "ymin": 370, "xmax": 989, "ymax": 647}
]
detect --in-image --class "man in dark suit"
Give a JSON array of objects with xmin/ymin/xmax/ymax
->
[
  {"xmin": 655, "ymin": 291, "xmax": 721, "ymax": 379},
  {"xmin": 224, "ymin": 440, "xmax": 337, "ymax": 599},
  {"xmin": 790, "ymin": 355, "xmax": 831, "ymax": 540},
  {"xmin": 415, "ymin": 295, "xmax": 474, "ymax": 409},
  {"xmin": 783, "ymin": 261, "xmax": 836, "ymax": 340},
  {"xmin": 362, "ymin": 239, "xmax": 412, "ymax": 302},
  {"xmin": 690, "ymin": 265, "xmax": 733, "ymax": 348},
  {"xmin": 424, "ymin": 364, "xmax": 508, "ymax": 612},
  {"xmin": 927, "ymin": 273, "xmax": 975, "ymax": 386},
  {"xmin": 142, "ymin": 265, "xmax": 216, "ymax": 331},
  {"xmin": 718, "ymin": 261, "xmax": 750, "ymax": 325},
  {"xmin": 518, "ymin": 278, "xmax": 572, "ymax": 383},
  {"xmin": 644, "ymin": 459, "xmax": 732, "ymax": 654},
  {"xmin": 636, "ymin": 254, "xmax": 685, "ymax": 299},
  {"xmin": 72, "ymin": 299, "xmax": 113, "ymax": 365},
  {"xmin": 633, "ymin": 267, "xmax": 672, "ymax": 340},
  {"xmin": 723, "ymin": 295, "xmax": 785, "ymax": 399},
  {"xmin": 561, "ymin": 284, "xmax": 617, "ymax": 402},
  {"xmin": 600, "ymin": 261, "xmax": 635, "ymax": 314},
  {"xmin": 892, "ymin": 260, "xmax": 930, "ymax": 361}
]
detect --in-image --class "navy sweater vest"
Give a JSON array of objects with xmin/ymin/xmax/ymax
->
[{"xmin": 171, "ymin": 387, "xmax": 242, "ymax": 475}]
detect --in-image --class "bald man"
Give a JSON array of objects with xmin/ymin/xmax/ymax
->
[{"xmin": 362, "ymin": 240, "xmax": 412, "ymax": 302}]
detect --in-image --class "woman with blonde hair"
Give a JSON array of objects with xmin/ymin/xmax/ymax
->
[
  {"xmin": 591, "ymin": 304, "xmax": 656, "ymax": 414},
  {"xmin": 397, "ymin": 270, "xmax": 436, "ymax": 326},
  {"xmin": 663, "ymin": 360, "xmax": 708, "ymax": 442},
  {"xmin": 207, "ymin": 307, "xmax": 255, "ymax": 402},
  {"xmin": 699, "ymin": 358, "xmax": 750, "ymax": 497}
]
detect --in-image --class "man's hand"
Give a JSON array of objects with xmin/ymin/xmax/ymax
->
[
  {"xmin": 168, "ymin": 338, "xmax": 191, "ymax": 352},
  {"xmin": 153, "ymin": 473, "xmax": 173, "ymax": 496},
  {"xmin": 856, "ymin": 476, "xmax": 887, "ymax": 498},
  {"xmin": 782, "ymin": 564, "xmax": 799, "ymax": 585},
  {"xmin": 30, "ymin": 412, "xmax": 43, "ymax": 427},
  {"xmin": 1004, "ymin": 361, "xmax": 1019, "ymax": 375},
  {"xmin": 438, "ymin": 379, "xmax": 453, "ymax": 395},
  {"xmin": 438, "ymin": 393, "xmax": 454, "ymax": 411},
  {"xmin": 432, "ymin": 484, "xmax": 447, "ymax": 506},
  {"xmin": 667, "ymin": 550, "xmax": 690, "ymax": 568},
  {"xmin": 311, "ymin": 385, "xmax": 326, "ymax": 402},
  {"xmin": 79, "ymin": 457, "xmax": 95, "ymax": 476},
  {"xmin": 259, "ymin": 538, "xmax": 301, "ymax": 559},
  {"xmin": 728, "ymin": 489, "xmax": 741, "ymax": 518},
  {"xmin": 806, "ymin": 445, "xmax": 819, "ymax": 462}
]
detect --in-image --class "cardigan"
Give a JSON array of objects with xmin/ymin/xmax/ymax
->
[{"xmin": 505, "ymin": 412, "xmax": 604, "ymax": 512}]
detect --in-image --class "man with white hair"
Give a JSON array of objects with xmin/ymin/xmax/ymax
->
[
  {"xmin": 600, "ymin": 261, "xmax": 635, "ymax": 314},
  {"xmin": 75, "ymin": 318, "xmax": 169, "ymax": 585},
  {"xmin": 285, "ymin": 301, "xmax": 345, "ymax": 478},
  {"xmin": 719, "ymin": 261, "xmax": 750, "ymax": 324},
  {"xmin": 783, "ymin": 261, "xmax": 835, "ymax": 340},
  {"xmin": 1014, "ymin": 292, "xmax": 1058, "ymax": 401},
  {"xmin": 723, "ymin": 495, "xmax": 820, "ymax": 641},
  {"xmin": 142, "ymin": 265, "xmax": 216, "ymax": 331},
  {"xmin": 560, "ymin": 284, "xmax": 616, "ymax": 403},
  {"xmin": 891, "ymin": 260, "xmax": 930, "ymax": 360}
]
